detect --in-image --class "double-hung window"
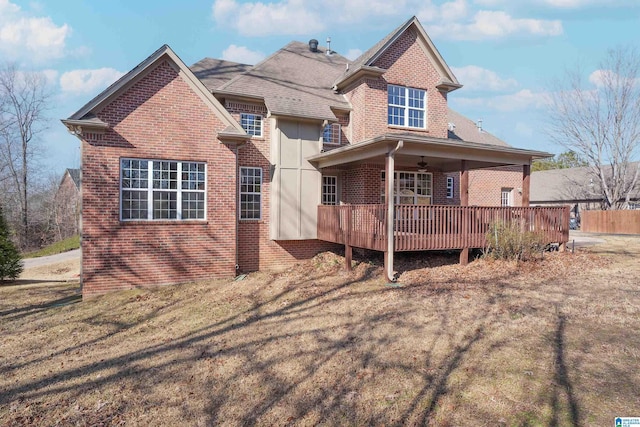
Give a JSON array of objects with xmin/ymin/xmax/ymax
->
[
  {"xmin": 240, "ymin": 113, "xmax": 262, "ymax": 136},
  {"xmin": 121, "ymin": 159, "xmax": 206, "ymax": 221},
  {"xmin": 240, "ymin": 167, "xmax": 262, "ymax": 220},
  {"xmin": 388, "ymin": 84, "xmax": 426, "ymax": 129},
  {"xmin": 323, "ymin": 123, "xmax": 341, "ymax": 145}
]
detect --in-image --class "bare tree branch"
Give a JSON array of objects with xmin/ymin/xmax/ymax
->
[{"xmin": 546, "ymin": 47, "xmax": 640, "ymax": 209}]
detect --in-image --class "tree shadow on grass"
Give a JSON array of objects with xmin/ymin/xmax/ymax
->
[
  {"xmin": 549, "ymin": 313, "xmax": 581, "ymax": 427},
  {"xmin": 0, "ymin": 294, "xmax": 81, "ymax": 322},
  {"xmin": 0, "ymin": 261, "xmax": 588, "ymax": 425}
]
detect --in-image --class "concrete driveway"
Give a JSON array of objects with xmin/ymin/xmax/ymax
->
[{"xmin": 23, "ymin": 249, "xmax": 81, "ymax": 269}]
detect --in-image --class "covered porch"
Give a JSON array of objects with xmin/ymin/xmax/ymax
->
[{"xmin": 308, "ymin": 133, "xmax": 570, "ymax": 281}]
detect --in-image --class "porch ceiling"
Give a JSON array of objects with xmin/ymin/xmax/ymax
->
[{"xmin": 307, "ymin": 133, "xmax": 552, "ymax": 172}]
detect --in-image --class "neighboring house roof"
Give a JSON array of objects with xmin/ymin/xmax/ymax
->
[
  {"xmin": 447, "ymin": 109, "xmax": 509, "ymax": 148},
  {"xmin": 531, "ymin": 163, "xmax": 640, "ymax": 203},
  {"xmin": 62, "ymin": 44, "xmax": 247, "ymax": 141},
  {"xmin": 213, "ymin": 41, "xmax": 351, "ymax": 121},
  {"xmin": 191, "ymin": 58, "xmax": 252, "ymax": 92},
  {"xmin": 333, "ymin": 16, "xmax": 461, "ymax": 92},
  {"xmin": 66, "ymin": 168, "xmax": 81, "ymax": 189}
]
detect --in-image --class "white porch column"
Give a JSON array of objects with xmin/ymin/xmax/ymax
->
[{"xmin": 385, "ymin": 140, "xmax": 403, "ymax": 282}]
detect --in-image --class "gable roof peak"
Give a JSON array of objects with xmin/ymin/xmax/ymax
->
[{"xmin": 334, "ymin": 16, "xmax": 461, "ymax": 92}]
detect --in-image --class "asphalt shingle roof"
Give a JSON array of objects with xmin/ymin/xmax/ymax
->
[
  {"xmin": 447, "ymin": 109, "xmax": 510, "ymax": 147},
  {"xmin": 66, "ymin": 168, "xmax": 81, "ymax": 189},
  {"xmin": 191, "ymin": 58, "xmax": 252, "ymax": 92},
  {"xmin": 530, "ymin": 163, "xmax": 640, "ymax": 202},
  {"xmin": 213, "ymin": 41, "xmax": 351, "ymax": 121}
]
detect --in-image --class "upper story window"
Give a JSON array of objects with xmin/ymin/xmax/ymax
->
[
  {"xmin": 240, "ymin": 113, "xmax": 262, "ymax": 136},
  {"xmin": 387, "ymin": 85, "xmax": 426, "ymax": 129},
  {"xmin": 323, "ymin": 123, "xmax": 341, "ymax": 145},
  {"xmin": 120, "ymin": 159, "xmax": 206, "ymax": 221}
]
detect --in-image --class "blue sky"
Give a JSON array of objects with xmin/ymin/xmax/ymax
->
[{"xmin": 2, "ymin": 0, "xmax": 639, "ymax": 176}]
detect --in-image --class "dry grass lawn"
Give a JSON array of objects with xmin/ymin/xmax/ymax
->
[{"xmin": 1, "ymin": 236, "xmax": 639, "ymax": 426}]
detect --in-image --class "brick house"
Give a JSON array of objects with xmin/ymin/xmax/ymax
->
[
  {"xmin": 63, "ymin": 16, "xmax": 564, "ymax": 297},
  {"xmin": 54, "ymin": 168, "xmax": 81, "ymax": 240}
]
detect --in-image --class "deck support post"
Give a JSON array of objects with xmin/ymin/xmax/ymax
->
[
  {"xmin": 522, "ymin": 163, "xmax": 531, "ymax": 207},
  {"xmin": 460, "ymin": 160, "xmax": 470, "ymax": 266},
  {"xmin": 384, "ymin": 140, "xmax": 403, "ymax": 282},
  {"xmin": 345, "ymin": 244, "xmax": 352, "ymax": 271}
]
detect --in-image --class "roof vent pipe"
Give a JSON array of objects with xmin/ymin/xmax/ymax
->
[
  {"xmin": 326, "ymin": 37, "xmax": 331, "ymax": 55},
  {"xmin": 309, "ymin": 39, "xmax": 319, "ymax": 52},
  {"xmin": 477, "ymin": 119, "xmax": 483, "ymax": 132}
]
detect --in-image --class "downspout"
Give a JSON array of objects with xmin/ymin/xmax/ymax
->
[
  {"xmin": 234, "ymin": 145, "xmax": 240, "ymax": 274},
  {"xmin": 385, "ymin": 140, "xmax": 403, "ymax": 282}
]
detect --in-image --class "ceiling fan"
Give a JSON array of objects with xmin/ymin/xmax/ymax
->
[{"xmin": 417, "ymin": 156, "xmax": 428, "ymax": 172}]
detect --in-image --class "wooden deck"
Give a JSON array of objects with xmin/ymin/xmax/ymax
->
[{"xmin": 317, "ymin": 204, "xmax": 570, "ymax": 252}]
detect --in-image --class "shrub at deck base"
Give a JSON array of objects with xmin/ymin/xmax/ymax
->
[
  {"xmin": 0, "ymin": 207, "xmax": 23, "ymax": 283},
  {"xmin": 484, "ymin": 220, "xmax": 545, "ymax": 261}
]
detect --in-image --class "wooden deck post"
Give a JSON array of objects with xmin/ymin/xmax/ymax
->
[
  {"xmin": 460, "ymin": 160, "xmax": 470, "ymax": 265},
  {"xmin": 345, "ymin": 244, "xmax": 353, "ymax": 270},
  {"xmin": 522, "ymin": 163, "xmax": 531, "ymax": 207}
]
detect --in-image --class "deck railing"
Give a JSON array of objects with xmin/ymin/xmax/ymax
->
[{"xmin": 318, "ymin": 204, "xmax": 570, "ymax": 252}]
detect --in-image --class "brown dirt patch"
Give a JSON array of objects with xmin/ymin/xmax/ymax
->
[{"xmin": 1, "ymin": 236, "xmax": 639, "ymax": 426}]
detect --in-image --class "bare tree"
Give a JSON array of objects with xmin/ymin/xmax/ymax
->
[
  {"xmin": 0, "ymin": 63, "xmax": 50, "ymax": 247},
  {"xmin": 546, "ymin": 47, "xmax": 640, "ymax": 209}
]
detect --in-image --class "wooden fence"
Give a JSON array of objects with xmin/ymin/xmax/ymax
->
[
  {"xmin": 581, "ymin": 210, "xmax": 640, "ymax": 234},
  {"xmin": 318, "ymin": 204, "xmax": 570, "ymax": 252}
]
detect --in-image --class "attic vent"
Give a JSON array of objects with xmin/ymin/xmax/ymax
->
[
  {"xmin": 447, "ymin": 122, "xmax": 455, "ymax": 131},
  {"xmin": 309, "ymin": 39, "xmax": 319, "ymax": 52}
]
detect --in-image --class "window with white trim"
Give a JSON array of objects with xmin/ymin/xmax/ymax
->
[
  {"xmin": 240, "ymin": 167, "xmax": 262, "ymax": 220},
  {"xmin": 387, "ymin": 84, "xmax": 426, "ymax": 129},
  {"xmin": 322, "ymin": 176, "xmax": 338, "ymax": 205},
  {"xmin": 380, "ymin": 171, "xmax": 432, "ymax": 204},
  {"xmin": 240, "ymin": 113, "xmax": 262, "ymax": 136},
  {"xmin": 323, "ymin": 123, "xmax": 341, "ymax": 145},
  {"xmin": 120, "ymin": 159, "xmax": 206, "ymax": 221},
  {"xmin": 446, "ymin": 177, "xmax": 454, "ymax": 199},
  {"xmin": 501, "ymin": 188, "xmax": 513, "ymax": 207}
]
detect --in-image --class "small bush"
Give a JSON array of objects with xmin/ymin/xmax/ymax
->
[
  {"xmin": 0, "ymin": 207, "xmax": 23, "ymax": 283},
  {"xmin": 484, "ymin": 220, "xmax": 545, "ymax": 261}
]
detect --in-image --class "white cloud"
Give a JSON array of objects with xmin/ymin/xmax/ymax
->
[
  {"xmin": 221, "ymin": 44, "xmax": 265, "ymax": 65},
  {"xmin": 453, "ymin": 89, "xmax": 548, "ymax": 112},
  {"xmin": 212, "ymin": 0, "xmax": 323, "ymax": 36},
  {"xmin": 212, "ymin": 0, "xmax": 563, "ymax": 40},
  {"xmin": 59, "ymin": 68, "xmax": 125, "ymax": 95},
  {"xmin": 451, "ymin": 65, "xmax": 518, "ymax": 91},
  {"xmin": 345, "ymin": 48, "xmax": 363, "ymax": 60},
  {"xmin": 423, "ymin": 10, "xmax": 562, "ymax": 40},
  {"xmin": 0, "ymin": 0, "xmax": 70, "ymax": 61},
  {"xmin": 588, "ymin": 68, "xmax": 640, "ymax": 89}
]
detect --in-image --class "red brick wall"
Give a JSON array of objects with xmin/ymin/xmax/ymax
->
[
  {"xmin": 81, "ymin": 60, "xmax": 237, "ymax": 297},
  {"xmin": 468, "ymin": 166, "xmax": 524, "ymax": 206},
  {"xmin": 340, "ymin": 164, "xmax": 452, "ymax": 205},
  {"xmin": 226, "ymin": 101, "xmax": 339, "ymax": 272},
  {"xmin": 344, "ymin": 28, "xmax": 449, "ymax": 144}
]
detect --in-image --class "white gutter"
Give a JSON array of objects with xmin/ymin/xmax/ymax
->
[{"xmin": 386, "ymin": 140, "xmax": 403, "ymax": 282}]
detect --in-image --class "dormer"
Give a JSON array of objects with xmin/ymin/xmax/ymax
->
[{"xmin": 336, "ymin": 16, "xmax": 462, "ymax": 143}]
